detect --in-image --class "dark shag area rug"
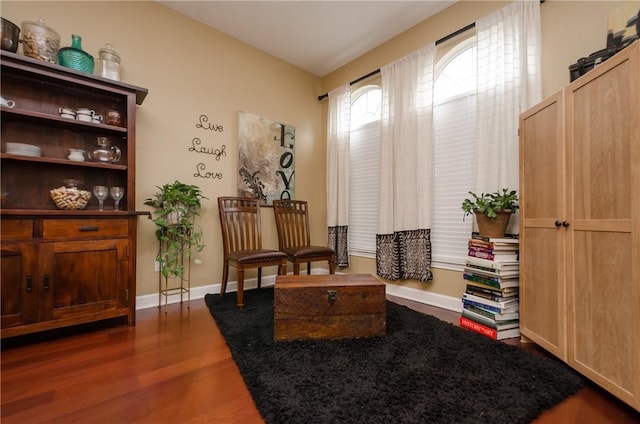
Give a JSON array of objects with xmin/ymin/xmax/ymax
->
[{"xmin": 205, "ymin": 288, "xmax": 585, "ymax": 424}]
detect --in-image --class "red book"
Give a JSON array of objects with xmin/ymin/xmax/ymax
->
[{"xmin": 458, "ymin": 316, "xmax": 520, "ymax": 340}]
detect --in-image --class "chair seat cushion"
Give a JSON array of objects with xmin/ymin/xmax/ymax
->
[
  {"xmin": 229, "ymin": 249, "xmax": 287, "ymax": 264},
  {"xmin": 284, "ymin": 246, "xmax": 335, "ymax": 259}
]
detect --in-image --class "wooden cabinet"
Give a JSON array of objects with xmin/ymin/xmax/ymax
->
[
  {"xmin": 519, "ymin": 42, "xmax": 639, "ymax": 412},
  {"xmin": 0, "ymin": 51, "xmax": 148, "ymax": 339}
]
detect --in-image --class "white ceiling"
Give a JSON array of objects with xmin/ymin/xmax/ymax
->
[{"xmin": 158, "ymin": 1, "xmax": 456, "ymax": 77}]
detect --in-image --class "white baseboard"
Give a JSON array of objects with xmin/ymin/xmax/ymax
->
[
  {"xmin": 136, "ymin": 274, "xmax": 279, "ymax": 310},
  {"xmin": 384, "ymin": 284, "xmax": 462, "ymax": 313},
  {"xmin": 136, "ymin": 270, "xmax": 462, "ymax": 313}
]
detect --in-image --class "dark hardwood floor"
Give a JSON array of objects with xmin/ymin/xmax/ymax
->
[{"xmin": 2, "ymin": 293, "xmax": 639, "ymax": 423}]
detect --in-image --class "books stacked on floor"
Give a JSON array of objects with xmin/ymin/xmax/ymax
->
[{"xmin": 459, "ymin": 234, "xmax": 520, "ymax": 341}]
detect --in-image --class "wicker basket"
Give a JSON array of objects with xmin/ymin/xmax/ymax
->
[{"xmin": 58, "ymin": 47, "xmax": 94, "ymax": 73}]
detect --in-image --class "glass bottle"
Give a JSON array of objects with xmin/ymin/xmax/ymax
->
[
  {"xmin": 71, "ymin": 34, "xmax": 82, "ymax": 49},
  {"xmin": 58, "ymin": 33, "xmax": 94, "ymax": 73},
  {"xmin": 95, "ymin": 43, "xmax": 122, "ymax": 81}
]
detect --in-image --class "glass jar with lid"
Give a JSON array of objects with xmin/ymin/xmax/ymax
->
[
  {"xmin": 95, "ymin": 43, "xmax": 122, "ymax": 81},
  {"xmin": 20, "ymin": 18, "xmax": 60, "ymax": 63}
]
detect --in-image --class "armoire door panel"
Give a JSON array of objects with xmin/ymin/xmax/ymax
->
[
  {"xmin": 520, "ymin": 227, "xmax": 565, "ymax": 357},
  {"xmin": 569, "ymin": 230, "xmax": 635, "ymax": 394},
  {"xmin": 519, "ymin": 94, "xmax": 564, "ymax": 220},
  {"xmin": 569, "ymin": 54, "xmax": 633, "ymax": 221}
]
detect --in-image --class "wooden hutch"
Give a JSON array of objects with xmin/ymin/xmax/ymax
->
[{"xmin": 1, "ymin": 50, "xmax": 148, "ymax": 338}]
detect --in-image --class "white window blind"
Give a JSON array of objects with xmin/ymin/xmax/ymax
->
[
  {"xmin": 431, "ymin": 93, "xmax": 475, "ymax": 268},
  {"xmin": 349, "ymin": 119, "xmax": 380, "ymax": 257}
]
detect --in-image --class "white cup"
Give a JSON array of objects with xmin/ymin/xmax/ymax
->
[
  {"xmin": 76, "ymin": 108, "xmax": 95, "ymax": 116},
  {"xmin": 1, "ymin": 97, "xmax": 16, "ymax": 108},
  {"xmin": 92, "ymin": 114, "xmax": 103, "ymax": 123},
  {"xmin": 59, "ymin": 106, "xmax": 75, "ymax": 115},
  {"xmin": 77, "ymin": 114, "xmax": 93, "ymax": 122},
  {"xmin": 60, "ymin": 113, "xmax": 76, "ymax": 119}
]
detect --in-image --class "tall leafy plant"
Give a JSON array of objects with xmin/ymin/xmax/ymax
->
[{"xmin": 144, "ymin": 181, "xmax": 207, "ymax": 279}]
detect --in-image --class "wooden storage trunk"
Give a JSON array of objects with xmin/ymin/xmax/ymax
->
[{"xmin": 274, "ymin": 274, "xmax": 386, "ymax": 341}]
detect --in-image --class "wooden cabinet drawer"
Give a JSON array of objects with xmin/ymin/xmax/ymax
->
[
  {"xmin": 43, "ymin": 219, "xmax": 128, "ymax": 239},
  {"xmin": 1, "ymin": 219, "xmax": 34, "ymax": 239}
]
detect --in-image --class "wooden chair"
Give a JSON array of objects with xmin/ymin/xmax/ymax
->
[
  {"xmin": 218, "ymin": 197, "xmax": 287, "ymax": 308},
  {"xmin": 272, "ymin": 199, "xmax": 336, "ymax": 275}
]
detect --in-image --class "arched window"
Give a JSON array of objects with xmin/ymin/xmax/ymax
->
[
  {"xmin": 431, "ymin": 37, "xmax": 477, "ymax": 268},
  {"xmin": 349, "ymin": 85, "xmax": 381, "ymax": 256},
  {"xmin": 351, "ymin": 85, "xmax": 382, "ymax": 129},
  {"xmin": 434, "ymin": 38, "xmax": 477, "ymax": 104}
]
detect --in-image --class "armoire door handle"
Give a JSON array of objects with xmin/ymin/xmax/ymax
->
[
  {"xmin": 562, "ymin": 221, "xmax": 570, "ymax": 228},
  {"xmin": 554, "ymin": 220, "xmax": 562, "ymax": 227}
]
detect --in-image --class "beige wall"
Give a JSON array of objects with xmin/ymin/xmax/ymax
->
[
  {"xmin": 2, "ymin": 1, "xmax": 325, "ymax": 298},
  {"xmin": 320, "ymin": 0, "xmax": 628, "ymax": 300},
  {"xmin": 2, "ymin": 0, "xmax": 629, "ymax": 305}
]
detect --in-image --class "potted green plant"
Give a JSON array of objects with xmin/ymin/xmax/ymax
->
[
  {"xmin": 144, "ymin": 181, "xmax": 207, "ymax": 279},
  {"xmin": 461, "ymin": 188, "xmax": 519, "ymax": 237}
]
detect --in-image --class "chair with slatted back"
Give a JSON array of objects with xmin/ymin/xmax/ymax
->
[
  {"xmin": 218, "ymin": 196, "xmax": 287, "ymax": 308},
  {"xmin": 272, "ymin": 199, "xmax": 336, "ymax": 275}
]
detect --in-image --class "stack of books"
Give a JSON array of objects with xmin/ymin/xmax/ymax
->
[{"xmin": 458, "ymin": 234, "xmax": 521, "ymax": 340}]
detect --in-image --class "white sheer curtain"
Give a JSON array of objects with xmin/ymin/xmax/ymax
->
[
  {"xmin": 377, "ymin": 43, "xmax": 435, "ymax": 282},
  {"xmin": 326, "ymin": 84, "xmax": 351, "ymax": 266},
  {"xmin": 474, "ymin": 0, "xmax": 542, "ymax": 193}
]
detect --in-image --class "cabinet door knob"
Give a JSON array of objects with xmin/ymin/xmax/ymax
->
[
  {"xmin": 555, "ymin": 220, "xmax": 562, "ymax": 227},
  {"xmin": 26, "ymin": 275, "xmax": 33, "ymax": 292},
  {"xmin": 562, "ymin": 221, "xmax": 570, "ymax": 228},
  {"xmin": 43, "ymin": 274, "xmax": 50, "ymax": 291}
]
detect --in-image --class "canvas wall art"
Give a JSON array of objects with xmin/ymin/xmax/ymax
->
[
  {"xmin": 607, "ymin": 2, "xmax": 639, "ymax": 48},
  {"xmin": 237, "ymin": 111, "xmax": 295, "ymax": 205}
]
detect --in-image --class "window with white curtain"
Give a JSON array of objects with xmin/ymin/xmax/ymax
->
[
  {"xmin": 349, "ymin": 85, "xmax": 381, "ymax": 257},
  {"xmin": 431, "ymin": 38, "xmax": 477, "ymax": 270},
  {"xmin": 348, "ymin": 37, "xmax": 477, "ymax": 268}
]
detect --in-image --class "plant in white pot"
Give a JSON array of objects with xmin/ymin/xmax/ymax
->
[
  {"xmin": 144, "ymin": 181, "xmax": 207, "ymax": 279},
  {"xmin": 461, "ymin": 188, "xmax": 519, "ymax": 238}
]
